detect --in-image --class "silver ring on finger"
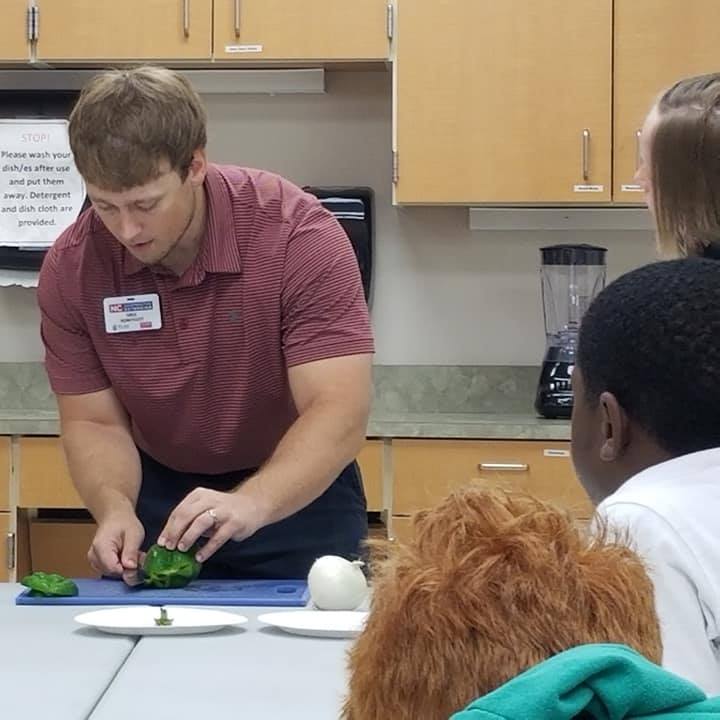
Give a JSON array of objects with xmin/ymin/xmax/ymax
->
[{"xmin": 206, "ymin": 508, "xmax": 218, "ymax": 526}]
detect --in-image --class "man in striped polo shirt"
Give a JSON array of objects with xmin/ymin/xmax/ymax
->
[{"xmin": 37, "ymin": 66, "xmax": 374, "ymax": 580}]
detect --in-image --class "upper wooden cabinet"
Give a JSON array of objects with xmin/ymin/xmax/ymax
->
[
  {"xmin": 18, "ymin": 437, "xmax": 84, "ymax": 509},
  {"xmin": 0, "ymin": 438, "xmax": 10, "ymax": 512},
  {"xmin": 614, "ymin": 0, "xmax": 720, "ymax": 202},
  {"xmin": 213, "ymin": 0, "xmax": 389, "ymax": 61},
  {"xmin": 394, "ymin": 0, "xmax": 612, "ymax": 204},
  {"xmin": 33, "ymin": 0, "xmax": 213, "ymax": 62},
  {"xmin": 0, "ymin": 1, "xmax": 30, "ymax": 61}
]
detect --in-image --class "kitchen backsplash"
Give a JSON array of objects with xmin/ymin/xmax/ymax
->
[
  {"xmin": 0, "ymin": 362, "xmax": 56, "ymax": 410},
  {"xmin": 0, "ymin": 362, "xmax": 538, "ymax": 416},
  {"xmin": 372, "ymin": 365, "xmax": 538, "ymax": 414}
]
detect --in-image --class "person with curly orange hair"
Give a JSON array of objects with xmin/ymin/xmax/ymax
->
[{"xmin": 343, "ymin": 486, "xmax": 700, "ymax": 720}]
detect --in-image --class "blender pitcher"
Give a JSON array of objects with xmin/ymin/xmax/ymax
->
[{"xmin": 535, "ymin": 244, "xmax": 607, "ymax": 419}]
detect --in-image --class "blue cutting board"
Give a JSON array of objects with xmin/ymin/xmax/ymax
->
[{"xmin": 16, "ymin": 578, "xmax": 309, "ymax": 607}]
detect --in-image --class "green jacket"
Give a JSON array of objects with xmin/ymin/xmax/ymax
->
[{"xmin": 451, "ymin": 644, "xmax": 720, "ymax": 719}]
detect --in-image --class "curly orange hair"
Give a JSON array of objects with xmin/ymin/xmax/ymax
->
[{"xmin": 343, "ymin": 486, "xmax": 661, "ymax": 720}]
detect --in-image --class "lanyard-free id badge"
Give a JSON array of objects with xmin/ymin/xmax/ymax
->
[{"xmin": 103, "ymin": 293, "xmax": 162, "ymax": 333}]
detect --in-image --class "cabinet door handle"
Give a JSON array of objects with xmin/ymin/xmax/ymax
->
[
  {"xmin": 581, "ymin": 129, "xmax": 591, "ymax": 182},
  {"xmin": 6, "ymin": 532, "xmax": 15, "ymax": 570},
  {"xmin": 234, "ymin": 0, "xmax": 241, "ymax": 38},
  {"xmin": 183, "ymin": 0, "xmax": 190, "ymax": 37},
  {"xmin": 635, "ymin": 128, "xmax": 642, "ymax": 172},
  {"xmin": 478, "ymin": 463, "xmax": 529, "ymax": 472}
]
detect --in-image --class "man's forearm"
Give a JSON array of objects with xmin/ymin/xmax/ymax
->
[
  {"xmin": 62, "ymin": 420, "xmax": 142, "ymax": 523},
  {"xmin": 237, "ymin": 400, "xmax": 367, "ymax": 526}
]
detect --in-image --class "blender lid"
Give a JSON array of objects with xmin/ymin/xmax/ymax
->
[{"xmin": 540, "ymin": 244, "xmax": 607, "ymax": 266}]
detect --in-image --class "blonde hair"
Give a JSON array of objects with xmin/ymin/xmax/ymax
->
[
  {"xmin": 652, "ymin": 73, "xmax": 720, "ymax": 259},
  {"xmin": 344, "ymin": 487, "xmax": 662, "ymax": 720},
  {"xmin": 69, "ymin": 66, "xmax": 207, "ymax": 191}
]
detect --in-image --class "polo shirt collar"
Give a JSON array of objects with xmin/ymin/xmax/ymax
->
[{"xmin": 121, "ymin": 163, "xmax": 242, "ymax": 278}]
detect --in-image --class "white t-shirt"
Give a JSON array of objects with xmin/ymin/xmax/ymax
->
[{"xmin": 597, "ymin": 448, "xmax": 720, "ymax": 695}]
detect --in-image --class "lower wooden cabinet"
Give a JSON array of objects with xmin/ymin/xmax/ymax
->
[
  {"xmin": 0, "ymin": 513, "xmax": 10, "ymax": 581},
  {"xmin": 0, "ymin": 438, "xmax": 10, "ymax": 512},
  {"xmin": 392, "ymin": 439, "xmax": 592, "ymax": 520},
  {"xmin": 357, "ymin": 440, "xmax": 383, "ymax": 512},
  {"xmin": 29, "ymin": 518, "xmax": 99, "ymax": 578},
  {"xmin": 18, "ymin": 437, "xmax": 83, "ymax": 508},
  {"xmin": 17, "ymin": 436, "xmax": 386, "ymax": 512},
  {"xmin": 9, "ymin": 435, "xmax": 589, "ymax": 571},
  {"xmin": 389, "ymin": 515, "xmax": 413, "ymax": 544}
]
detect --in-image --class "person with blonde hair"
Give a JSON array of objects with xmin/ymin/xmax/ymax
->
[
  {"xmin": 37, "ymin": 66, "xmax": 374, "ymax": 581},
  {"xmin": 635, "ymin": 72, "xmax": 720, "ymax": 258}
]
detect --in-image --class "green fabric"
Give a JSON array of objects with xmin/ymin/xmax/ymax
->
[{"xmin": 450, "ymin": 644, "xmax": 720, "ymax": 720}]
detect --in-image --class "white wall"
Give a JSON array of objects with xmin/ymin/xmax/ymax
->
[{"xmin": 0, "ymin": 70, "xmax": 656, "ymax": 365}]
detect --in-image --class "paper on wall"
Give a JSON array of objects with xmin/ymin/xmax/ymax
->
[
  {"xmin": 0, "ymin": 119, "xmax": 85, "ymax": 248},
  {"xmin": 0, "ymin": 269, "xmax": 39, "ymax": 288}
]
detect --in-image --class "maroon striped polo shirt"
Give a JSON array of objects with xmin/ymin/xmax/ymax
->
[{"xmin": 38, "ymin": 165, "xmax": 374, "ymax": 473}]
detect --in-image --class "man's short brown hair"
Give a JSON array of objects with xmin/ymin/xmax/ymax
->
[{"xmin": 69, "ymin": 66, "xmax": 207, "ymax": 191}]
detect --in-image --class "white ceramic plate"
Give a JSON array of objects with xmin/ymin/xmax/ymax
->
[
  {"xmin": 258, "ymin": 610, "xmax": 368, "ymax": 639},
  {"xmin": 74, "ymin": 606, "xmax": 249, "ymax": 636}
]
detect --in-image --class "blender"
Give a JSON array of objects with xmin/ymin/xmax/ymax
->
[{"xmin": 535, "ymin": 244, "xmax": 607, "ymax": 419}]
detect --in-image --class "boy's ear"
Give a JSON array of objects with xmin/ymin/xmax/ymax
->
[{"xmin": 598, "ymin": 391, "xmax": 629, "ymax": 462}]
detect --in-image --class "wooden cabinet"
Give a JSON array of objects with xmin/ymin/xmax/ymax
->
[
  {"xmin": 0, "ymin": 437, "xmax": 10, "ymax": 512},
  {"xmin": 0, "ymin": 513, "xmax": 11, "ymax": 581},
  {"xmin": 34, "ymin": 0, "xmax": 213, "ymax": 62},
  {"xmin": 392, "ymin": 439, "xmax": 592, "ymax": 519},
  {"xmin": 29, "ymin": 518, "xmax": 98, "ymax": 578},
  {"xmin": 0, "ymin": 1, "xmax": 30, "ymax": 61},
  {"xmin": 394, "ymin": 0, "xmax": 612, "ymax": 204},
  {"xmin": 613, "ymin": 0, "xmax": 720, "ymax": 201},
  {"xmin": 18, "ymin": 437, "xmax": 84, "ymax": 509},
  {"xmin": 213, "ymin": 0, "xmax": 389, "ymax": 61},
  {"xmin": 0, "ymin": 514, "xmax": 10, "ymax": 581},
  {"xmin": 389, "ymin": 514, "xmax": 413, "ymax": 544},
  {"xmin": 357, "ymin": 440, "xmax": 383, "ymax": 512}
]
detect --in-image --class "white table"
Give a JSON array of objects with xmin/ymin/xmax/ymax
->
[
  {"xmin": 90, "ymin": 610, "xmax": 351, "ymax": 719},
  {"xmin": 0, "ymin": 584, "xmax": 353, "ymax": 719},
  {"xmin": 0, "ymin": 584, "xmax": 136, "ymax": 718}
]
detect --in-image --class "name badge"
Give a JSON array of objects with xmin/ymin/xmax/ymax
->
[{"xmin": 103, "ymin": 294, "xmax": 162, "ymax": 334}]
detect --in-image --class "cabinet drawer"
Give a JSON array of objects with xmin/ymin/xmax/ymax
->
[
  {"xmin": 29, "ymin": 519, "xmax": 99, "ymax": 578},
  {"xmin": 357, "ymin": 440, "xmax": 383, "ymax": 512},
  {"xmin": 0, "ymin": 437, "xmax": 10, "ymax": 511},
  {"xmin": 18, "ymin": 437, "xmax": 84, "ymax": 508},
  {"xmin": 393, "ymin": 439, "xmax": 592, "ymax": 518}
]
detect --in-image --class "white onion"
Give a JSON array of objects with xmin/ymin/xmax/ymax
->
[{"xmin": 307, "ymin": 555, "xmax": 368, "ymax": 611}]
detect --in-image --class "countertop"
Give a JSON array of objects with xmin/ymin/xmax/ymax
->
[
  {"xmin": 0, "ymin": 409, "xmax": 571, "ymax": 441},
  {"xmin": 368, "ymin": 412, "xmax": 570, "ymax": 440}
]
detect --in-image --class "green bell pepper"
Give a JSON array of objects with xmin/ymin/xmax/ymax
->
[
  {"xmin": 142, "ymin": 544, "xmax": 202, "ymax": 589},
  {"xmin": 21, "ymin": 571, "xmax": 79, "ymax": 597}
]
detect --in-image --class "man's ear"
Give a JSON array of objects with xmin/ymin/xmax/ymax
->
[
  {"xmin": 598, "ymin": 391, "xmax": 629, "ymax": 462},
  {"xmin": 187, "ymin": 148, "xmax": 208, "ymax": 186}
]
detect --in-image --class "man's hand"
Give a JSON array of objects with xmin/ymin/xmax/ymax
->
[
  {"xmin": 157, "ymin": 488, "xmax": 267, "ymax": 563},
  {"xmin": 88, "ymin": 510, "xmax": 145, "ymax": 580}
]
